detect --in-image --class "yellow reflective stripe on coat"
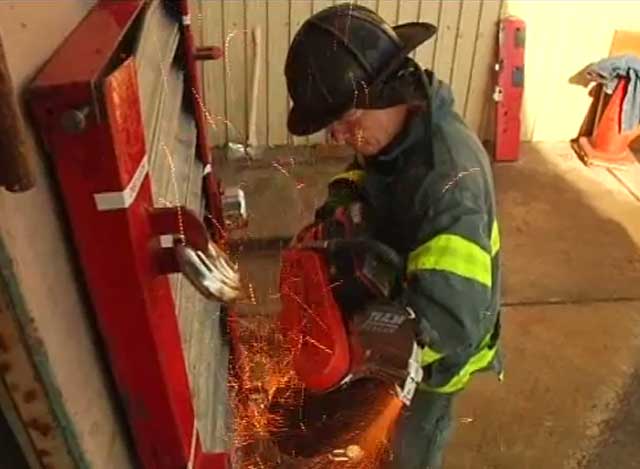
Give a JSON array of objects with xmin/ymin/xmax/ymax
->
[
  {"xmin": 329, "ymin": 169, "xmax": 366, "ymax": 186},
  {"xmin": 420, "ymin": 345, "xmax": 444, "ymax": 367},
  {"xmin": 407, "ymin": 234, "xmax": 492, "ymax": 288},
  {"xmin": 424, "ymin": 341, "xmax": 498, "ymax": 394},
  {"xmin": 491, "ymin": 219, "xmax": 500, "ymax": 256},
  {"xmin": 420, "ymin": 329, "xmax": 498, "ymax": 394}
]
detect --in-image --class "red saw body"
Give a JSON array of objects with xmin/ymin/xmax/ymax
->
[
  {"xmin": 277, "ymin": 205, "xmax": 423, "ymax": 404},
  {"xmin": 280, "ymin": 248, "xmax": 351, "ymax": 392}
]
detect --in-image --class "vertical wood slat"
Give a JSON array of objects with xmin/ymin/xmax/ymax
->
[
  {"xmin": 450, "ymin": 0, "xmax": 483, "ymax": 115},
  {"xmin": 245, "ymin": 0, "xmax": 268, "ymax": 148},
  {"xmin": 189, "ymin": 0, "xmax": 202, "ymax": 46},
  {"xmin": 308, "ymin": 0, "xmax": 335, "ymax": 145},
  {"xmin": 357, "ymin": 0, "xmax": 378, "ymax": 14},
  {"xmin": 266, "ymin": 1, "xmax": 290, "ymax": 146},
  {"xmin": 376, "ymin": 0, "xmax": 399, "ymax": 25},
  {"xmin": 397, "ymin": 1, "xmax": 421, "ymax": 22},
  {"xmin": 463, "ymin": 0, "xmax": 502, "ymax": 137},
  {"xmin": 397, "ymin": 0, "xmax": 420, "ymax": 58},
  {"xmin": 194, "ymin": 0, "xmax": 207, "ymax": 145},
  {"xmin": 222, "ymin": 1, "xmax": 247, "ymax": 144},
  {"xmin": 201, "ymin": 0, "xmax": 499, "ymax": 146},
  {"xmin": 289, "ymin": 0, "xmax": 313, "ymax": 146},
  {"xmin": 201, "ymin": 0, "xmax": 227, "ymax": 146},
  {"xmin": 415, "ymin": 0, "xmax": 440, "ymax": 69},
  {"xmin": 433, "ymin": 0, "xmax": 461, "ymax": 84}
]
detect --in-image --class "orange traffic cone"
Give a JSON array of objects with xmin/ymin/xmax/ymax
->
[{"xmin": 576, "ymin": 77, "xmax": 640, "ymax": 168}]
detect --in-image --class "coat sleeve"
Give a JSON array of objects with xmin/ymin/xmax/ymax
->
[{"xmin": 400, "ymin": 182, "xmax": 497, "ymax": 364}]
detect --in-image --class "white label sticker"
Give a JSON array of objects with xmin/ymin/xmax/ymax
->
[{"xmin": 94, "ymin": 155, "xmax": 148, "ymax": 211}]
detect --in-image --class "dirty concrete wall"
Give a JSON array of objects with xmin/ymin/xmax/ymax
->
[
  {"xmin": 198, "ymin": 0, "xmax": 504, "ymax": 147},
  {"xmin": 0, "ymin": 2, "xmax": 133, "ymax": 468},
  {"xmin": 504, "ymin": 0, "xmax": 640, "ymax": 142}
]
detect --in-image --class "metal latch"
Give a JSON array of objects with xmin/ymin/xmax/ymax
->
[
  {"xmin": 221, "ymin": 186, "xmax": 248, "ymax": 231},
  {"xmin": 175, "ymin": 240, "xmax": 241, "ymax": 303},
  {"xmin": 151, "ymin": 206, "xmax": 242, "ymax": 304}
]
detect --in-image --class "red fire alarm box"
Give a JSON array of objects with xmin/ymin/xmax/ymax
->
[{"xmin": 494, "ymin": 16, "xmax": 526, "ymax": 162}]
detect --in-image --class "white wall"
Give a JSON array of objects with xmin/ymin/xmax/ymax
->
[
  {"xmin": 505, "ymin": 0, "xmax": 640, "ymax": 142},
  {"xmin": 196, "ymin": 0, "xmax": 504, "ymax": 147}
]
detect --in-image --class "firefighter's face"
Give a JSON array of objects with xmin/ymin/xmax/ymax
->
[{"xmin": 328, "ymin": 105, "xmax": 409, "ymax": 156}]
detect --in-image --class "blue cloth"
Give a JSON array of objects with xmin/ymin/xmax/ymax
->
[{"xmin": 587, "ymin": 54, "xmax": 640, "ymax": 132}]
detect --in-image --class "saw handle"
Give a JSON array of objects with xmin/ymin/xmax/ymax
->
[{"xmin": 300, "ymin": 238, "xmax": 404, "ymax": 272}]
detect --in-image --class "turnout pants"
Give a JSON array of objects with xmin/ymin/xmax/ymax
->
[{"xmin": 383, "ymin": 389, "xmax": 455, "ymax": 469}]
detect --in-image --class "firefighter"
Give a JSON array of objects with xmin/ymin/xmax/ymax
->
[{"xmin": 285, "ymin": 4, "xmax": 503, "ymax": 469}]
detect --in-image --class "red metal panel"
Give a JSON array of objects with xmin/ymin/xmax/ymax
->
[
  {"xmin": 33, "ymin": 55, "xmax": 192, "ymax": 468},
  {"xmin": 28, "ymin": 2, "xmax": 230, "ymax": 468},
  {"xmin": 32, "ymin": 2, "xmax": 141, "ymax": 87},
  {"xmin": 494, "ymin": 16, "xmax": 526, "ymax": 162},
  {"xmin": 279, "ymin": 249, "xmax": 351, "ymax": 392},
  {"xmin": 196, "ymin": 452, "xmax": 232, "ymax": 469}
]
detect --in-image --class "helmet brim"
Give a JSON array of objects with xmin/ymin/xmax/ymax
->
[
  {"xmin": 287, "ymin": 21, "xmax": 437, "ymax": 137},
  {"xmin": 395, "ymin": 22, "xmax": 438, "ymax": 54},
  {"xmin": 287, "ymin": 103, "xmax": 338, "ymax": 138}
]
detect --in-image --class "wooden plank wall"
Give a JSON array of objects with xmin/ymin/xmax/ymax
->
[{"xmin": 199, "ymin": 0, "xmax": 504, "ymax": 147}]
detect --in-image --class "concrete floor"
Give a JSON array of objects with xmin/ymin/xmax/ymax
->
[{"xmin": 224, "ymin": 142, "xmax": 640, "ymax": 468}]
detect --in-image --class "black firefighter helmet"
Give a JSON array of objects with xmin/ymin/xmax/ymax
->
[{"xmin": 285, "ymin": 3, "xmax": 437, "ymax": 136}]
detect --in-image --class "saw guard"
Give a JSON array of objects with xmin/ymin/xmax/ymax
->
[{"xmin": 279, "ymin": 248, "xmax": 350, "ymax": 392}]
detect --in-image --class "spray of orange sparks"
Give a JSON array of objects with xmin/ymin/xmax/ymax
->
[
  {"xmin": 228, "ymin": 312, "xmax": 305, "ymax": 468},
  {"xmin": 271, "ymin": 160, "xmax": 305, "ymax": 190},
  {"xmin": 228, "ymin": 277, "xmax": 405, "ymax": 468}
]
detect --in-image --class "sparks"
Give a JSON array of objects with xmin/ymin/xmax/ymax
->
[
  {"xmin": 441, "ymin": 167, "xmax": 481, "ymax": 194},
  {"xmin": 360, "ymin": 80, "xmax": 370, "ymax": 107},
  {"xmin": 248, "ymin": 282, "xmax": 257, "ymax": 305},
  {"xmin": 190, "ymin": 86, "xmax": 241, "ymax": 140},
  {"xmin": 303, "ymin": 335, "xmax": 333, "ymax": 355},
  {"xmin": 229, "ymin": 309, "xmax": 306, "ymax": 464},
  {"xmin": 204, "ymin": 212, "xmax": 228, "ymax": 241},
  {"xmin": 224, "ymin": 29, "xmax": 249, "ymax": 93},
  {"xmin": 345, "ymin": 1, "xmax": 354, "ymax": 40},
  {"xmin": 349, "ymin": 71, "xmax": 358, "ymax": 109},
  {"xmin": 271, "ymin": 161, "xmax": 305, "ymax": 190},
  {"xmin": 271, "ymin": 161, "xmax": 291, "ymax": 177},
  {"xmin": 151, "ymin": 29, "xmax": 171, "ymax": 96},
  {"xmin": 160, "ymin": 142, "xmax": 186, "ymax": 243},
  {"xmin": 281, "ymin": 287, "xmax": 329, "ymax": 332}
]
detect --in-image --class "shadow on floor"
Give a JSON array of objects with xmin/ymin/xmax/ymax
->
[{"xmin": 585, "ymin": 367, "xmax": 640, "ymax": 469}]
